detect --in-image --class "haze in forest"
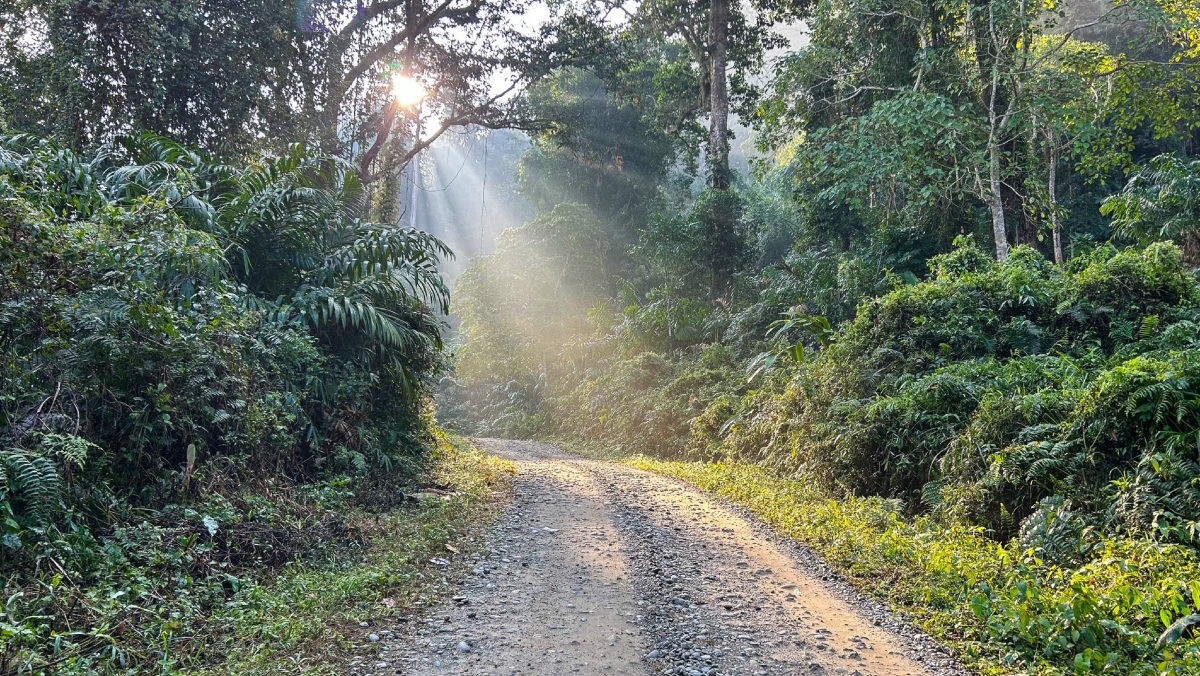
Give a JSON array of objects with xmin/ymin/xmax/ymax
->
[{"xmin": 3, "ymin": 1, "xmax": 1200, "ymax": 674}]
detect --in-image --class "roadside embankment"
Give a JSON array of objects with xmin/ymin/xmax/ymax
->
[{"xmin": 627, "ymin": 457, "xmax": 1200, "ymax": 676}]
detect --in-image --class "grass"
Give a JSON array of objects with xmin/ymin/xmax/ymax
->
[
  {"xmin": 201, "ymin": 433, "xmax": 514, "ymax": 675},
  {"xmin": 3, "ymin": 433, "xmax": 514, "ymax": 675},
  {"xmin": 625, "ymin": 457, "xmax": 1200, "ymax": 676}
]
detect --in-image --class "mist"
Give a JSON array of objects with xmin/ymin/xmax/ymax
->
[{"xmin": 407, "ymin": 129, "xmax": 535, "ymax": 281}]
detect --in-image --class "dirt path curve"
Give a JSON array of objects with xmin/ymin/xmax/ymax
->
[{"xmin": 370, "ymin": 439, "xmax": 971, "ymax": 676}]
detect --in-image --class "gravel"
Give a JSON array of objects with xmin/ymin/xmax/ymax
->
[{"xmin": 348, "ymin": 439, "xmax": 975, "ymax": 676}]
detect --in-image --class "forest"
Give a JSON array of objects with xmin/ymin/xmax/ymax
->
[{"xmin": 2, "ymin": 0, "xmax": 1200, "ymax": 674}]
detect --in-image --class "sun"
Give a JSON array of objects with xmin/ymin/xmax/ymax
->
[{"xmin": 391, "ymin": 74, "xmax": 427, "ymax": 107}]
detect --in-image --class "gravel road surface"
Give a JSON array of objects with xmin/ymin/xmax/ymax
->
[{"xmin": 353, "ymin": 439, "xmax": 972, "ymax": 676}]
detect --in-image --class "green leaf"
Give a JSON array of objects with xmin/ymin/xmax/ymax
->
[{"xmin": 789, "ymin": 342, "xmax": 805, "ymax": 363}]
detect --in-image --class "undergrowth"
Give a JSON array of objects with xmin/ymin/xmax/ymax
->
[
  {"xmin": 449, "ymin": 234, "xmax": 1200, "ymax": 675},
  {"xmin": 455, "ymin": 240, "xmax": 1200, "ymax": 548},
  {"xmin": 629, "ymin": 458, "xmax": 1200, "ymax": 676},
  {"xmin": 1, "ymin": 434, "xmax": 513, "ymax": 675}
]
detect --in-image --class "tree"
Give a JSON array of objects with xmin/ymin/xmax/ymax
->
[
  {"xmin": 517, "ymin": 68, "xmax": 676, "ymax": 254},
  {"xmin": 975, "ymin": 0, "xmax": 1020, "ymax": 260},
  {"xmin": 588, "ymin": 0, "xmax": 803, "ymax": 172},
  {"xmin": 708, "ymin": 0, "xmax": 731, "ymax": 188},
  {"xmin": 755, "ymin": 0, "xmax": 1197, "ymax": 262},
  {"xmin": 1023, "ymin": 37, "xmax": 1113, "ymax": 263},
  {"xmin": 583, "ymin": 0, "xmax": 805, "ymax": 297},
  {"xmin": 323, "ymin": 0, "xmax": 569, "ymax": 183},
  {"xmin": 0, "ymin": 0, "xmax": 587, "ymax": 194},
  {"xmin": 0, "ymin": 0, "xmax": 306, "ymax": 153}
]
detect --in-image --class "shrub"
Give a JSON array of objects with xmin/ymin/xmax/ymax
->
[
  {"xmin": 716, "ymin": 240, "xmax": 1200, "ymax": 548},
  {"xmin": 1, "ymin": 132, "xmax": 449, "ymax": 581}
]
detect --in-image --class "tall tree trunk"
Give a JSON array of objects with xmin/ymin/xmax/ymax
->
[
  {"xmin": 987, "ymin": 141, "xmax": 1009, "ymax": 260},
  {"xmin": 708, "ymin": 0, "xmax": 730, "ymax": 190},
  {"xmin": 984, "ymin": 0, "xmax": 1009, "ymax": 261},
  {"xmin": 1047, "ymin": 135, "xmax": 1063, "ymax": 264}
]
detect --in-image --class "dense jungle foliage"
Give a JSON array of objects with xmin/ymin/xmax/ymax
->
[
  {"xmin": 0, "ymin": 133, "xmax": 454, "ymax": 672},
  {"xmin": 4, "ymin": 0, "xmax": 1200, "ymax": 673},
  {"xmin": 442, "ymin": 0, "xmax": 1200, "ymax": 673}
]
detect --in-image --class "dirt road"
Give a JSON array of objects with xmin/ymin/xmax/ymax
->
[{"xmin": 361, "ymin": 440, "xmax": 969, "ymax": 676}]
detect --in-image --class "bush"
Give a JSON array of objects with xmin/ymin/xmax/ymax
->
[
  {"xmin": 545, "ymin": 346, "xmax": 743, "ymax": 457},
  {"xmin": 714, "ymin": 240, "xmax": 1200, "ymax": 547},
  {"xmin": 1, "ymin": 132, "xmax": 450, "ymax": 623}
]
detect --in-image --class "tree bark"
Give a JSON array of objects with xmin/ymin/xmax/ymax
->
[
  {"xmin": 1048, "ymin": 136, "xmax": 1062, "ymax": 264},
  {"xmin": 984, "ymin": 0, "xmax": 1009, "ymax": 261},
  {"xmin": 987, "ymin": 140, "xmax": 1009, "ymax": 261},
  {"xmin": 708, "ymin": 0, "xmax": 730, "ymax": 190}
]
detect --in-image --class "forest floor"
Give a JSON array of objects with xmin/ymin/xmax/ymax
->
[{"xmin": 371, "ymin": 439, "xmax": 971, "ymax": 676}]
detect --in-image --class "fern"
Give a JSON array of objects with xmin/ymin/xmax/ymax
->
[
  {"xmin": 1018, "ymin": 496, "xmax": 1086, "ymax": 565},
  {"xmin": 0, "ymin": 449, "xmax": 62, "ymax": 528}
]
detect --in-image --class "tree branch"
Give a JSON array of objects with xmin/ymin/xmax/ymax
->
[
  {"xmin": 342, "ymin": 0, "xmax": 462, "ymax": 88},
  {"xmin": 361, "ymin": 80, "xmax": 546, "ymax": 183},
  {"xmin": 358, "ymin": 100, "xmax": 402, "ymax": 177}
]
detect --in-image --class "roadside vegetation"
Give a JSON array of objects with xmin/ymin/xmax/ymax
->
[
  {"xmin": 214, "ymin": 436, "xmax": 512, "ymax": 676},
  {"xmin": 630, "ymin": 458, "xmax": 1200, "ymax": 675},
  {"xmin": 4, "ymin": 0, "xmax": 1200, "ymax": 675},
  {"xmin": 0, "ymin": 132, "xmax": 499, "ymax": 672},
  {"xmin": 4, "ymin": 418, "xmax": 510, "ymax": 675},
  {"xmin": 442, "ymin": 2, "xmax": 1200, "ymax": 675}
]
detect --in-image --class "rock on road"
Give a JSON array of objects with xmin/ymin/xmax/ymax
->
[{"xmin": 365, "ymin": 439, "xmax": 971, "ymax": 676}]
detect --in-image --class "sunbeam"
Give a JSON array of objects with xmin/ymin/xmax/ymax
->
[{"xmin": 409, "ymin": 129, "xmax": 535, "ymax": 281}]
